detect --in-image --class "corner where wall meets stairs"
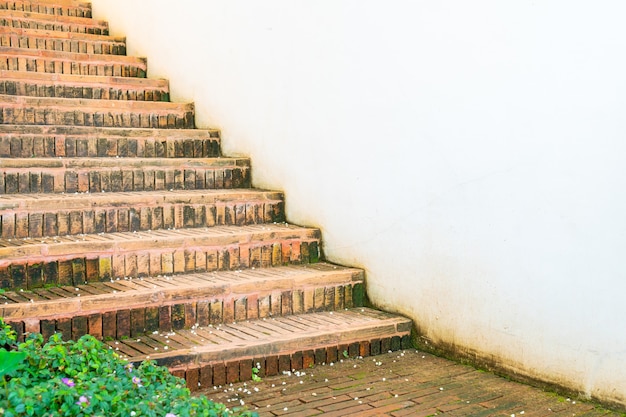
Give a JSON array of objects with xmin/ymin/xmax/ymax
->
[{"xmin": 0, "ymin": 0, "xmax": 412, "ymax": 390}]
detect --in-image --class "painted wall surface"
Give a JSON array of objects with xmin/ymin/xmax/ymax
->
[{"xmin": 91, "ymin": 0, "xmax": 626, "ymax": 407}]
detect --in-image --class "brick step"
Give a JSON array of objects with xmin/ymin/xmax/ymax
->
[
  {"xmin": 0, "ymin": 156, "xmax": 250, "ymax": 194},
  {"xmin": 0, "ymin": 223, "xmax": 321, "ymax": 289},
  {"xmin": 0, "ymin": 70, "xmax": 169, "ymax": 101},
  {"xmin": 1, "ymin": 262, "xmax": 363, "ymax": 336},
  {"xmin": 0, "ymin": 189, "xmax": 285, "ymax": 238},
  {"xmin": 145, "ymin": 308, "xmax": 411, "ymax": 389},
  {"xmin": 4, "ymin": 305, "xmax": 411, "ymax": 389},
  {"xmin": 1, "ymin": 1, "xmax": 90, "ymax": 18},
  {"xmin": 0, "ymin": 9, "xmax": 106, "ymax": 34},
  {"xmin": 0, "ymin": 95, "xmax": 193, "ymax": 128},
  {"xmin": 0, "ymin": 27, "xmax": 125, "ymax": 55},
  {"xmin": 0, "ymin": 0, "xmax": 92, "ymax": 18},
  {"xmin": 0, "ymin": 46, "xmax": 145, "ymax": 76},
  {"xmin": 0, "ymin": 125, "xmax": 221, "ymax": 158}
]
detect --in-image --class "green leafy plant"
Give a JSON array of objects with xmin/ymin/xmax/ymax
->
[
  {"xmin": 0, "ymin": 350, "xmax": 25, "ymax": 378},
  {"xmin": 251, "ymin": 367, "xmax": 261, "ymax": 383},
  {"xmin": 0, "ymin": 318, "xmax": 257, "ymax": 417},
  {"xmin": 342, "ymin": 350, "xmax": 349, "ymax": 359},
  {"xmin": 0, "ymin": 320, "xmax": 17, "ymax": 349}
]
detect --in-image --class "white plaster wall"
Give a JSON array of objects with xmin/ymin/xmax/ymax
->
[{"xmin": 91, "ymin": 0, "xmax": 626, "ymax": 406}]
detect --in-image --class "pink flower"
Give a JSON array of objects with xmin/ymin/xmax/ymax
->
[
  {"xmin": 165, "ymin": 414, "xmax": 177, "ymax": 417},
  {"xmin": 76, "ymin": 395, "xmax": 89, "ymax": 406},
  {"xmin": 132, "ymin": 376, "xmax": 142, "ymax": 387},
  {"xmin": 61, "ymin": 378, "xmax": 75, "ymax": 387}
]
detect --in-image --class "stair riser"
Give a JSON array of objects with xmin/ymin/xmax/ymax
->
[
  {"xmin": 172, "ymin": 335, "xmax": 412, "ymax": 391},
  {"xmin": 0, "ymin": 106, "xmax": 194, "ymax": 128},
  {"xmin": 0, "ymin": 135, "xmax": 220, "ymax": 158},
  {"xmin": 4, "ymin": 282, "xmax": 364, "ymax": 342},
  {"xmin": 0, "ymin": 240, "xmax": 321, "ymax": 289},
  {"xmin": 0, "ymin": 1, "xmax": 92, "ymax": 18},
  {"xmin": 0, "ymin": 166, "xmax": 250, "ymax": 194},
  {"xmin": 0, "ymin": 17, "xmax": 107, "ymax": 35},
  {"xmin": 0, "ymin": 55, "xmax": 144, "ymax": 77},
  {"xmin": 0, "ymin": 80, "xmax": 167, "ymax": 101},
  {"xmin": 0, "ymin": 200, "xmax": 285, "ymax": 238},
  {"xmin": 0, "ymin": 32, "xmax": 123, "ymax": 54}
]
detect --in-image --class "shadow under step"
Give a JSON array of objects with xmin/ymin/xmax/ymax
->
[
  {"xmin": 0, "ymin": 156, "xmax": 250, "ymax": 194},
  {"xmin": 0, "ymin": 26, "xmax": 124, "ymax": 54},
  {"xmin": 0, "ymin": 70, "xmax": 168, "ymax": 101},
  {"xmin": 0, "ymin": 125, "xmax": 221, "ymax": 158},
  {"xmin": 133, "ymin": 308, "xmax": 412, "ymax": 390},
  {"xmin": 0, "ymin": 46, "xmax": 144, "ymax": 76},
  {"xmin": 0, "ymin": 223, "xmax": 322, "ymax": 289},
  {"xmin": 0, "ymin": 8, "xmax": 106, "ymax": 34},
  {"xmin": 0, "ymin": 1, "xmax": 92, "ymax": 18},
  {"xmin": 1, "ymin": 262, "xmax": 364, "ymax": 339},
  {"xmin": 0, "ymin": 189, "xmax": 285, "ymax": 238},
  {"xmin": 0, "ymin": 95, "xmax": 193, "ymax": 128}
]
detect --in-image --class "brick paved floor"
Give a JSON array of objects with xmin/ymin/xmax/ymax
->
[{"xmin": 201, "ymin": 350, "xmax": 624, "ymax": 416}]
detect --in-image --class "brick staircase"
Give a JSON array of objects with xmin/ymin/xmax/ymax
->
[{"xmin": 0, "ymin": 0, "xmax": 412, "ymax": 391}]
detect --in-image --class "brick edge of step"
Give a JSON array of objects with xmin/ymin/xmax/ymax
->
[
  {"xmin": 166, "ymin": 309, "xmax": 413, "ymax": 391},
  {"xmin": 172, "ymin": 333, "xmax": 413, "ymax": 391},
  {"xmin": 0, "ymin": 70, "xmax": 170, "ymax": 97},
  {"xmin": 0, "ymin": 157, "xmax": 250, "ymax": 195},
  {"xmin": 0, "ymin": 263, "xmax": 362, "ymax": 321},
  {"xmin": 0, "ymin": 189, "xmax": 286, "ymax": 238},
  {"xmin": 0, "ymin": 26, "xmax": 123, "ymax": 46},
  {"xmin": 0, "ymin": 124, "xmax": 220, "ymax": 137},
  {"xmin": 0, "ymin": 224, "xmax": 322, "ymax": 289},
  {"xmin": 0, "ymin": 95, "xmax": 195, "ymax": 129},
  {"xmin": 1, "ymin": 0, "xmax": 93, "ymax": 15},
  {"xmin": 0, "ymin": 8, "xmax": 106, "ymax": 28}
]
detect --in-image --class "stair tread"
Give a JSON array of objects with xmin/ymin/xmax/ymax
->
[
  {"xmin": 0, "ymin": 26, "xmax": 119, "ymax": 43},
  {"xmin": 0, "ymin": 262, "xmax": 361, "ymax": 319},
  {"xmin": 0, "ymin": 124, "xmax": 219, "ymax": 137},
  {"xmin": 0, "ymin": 69, "xmax": 167, "ymax": 89},
  {"xmin": 0, "ymin": 93, "xmax": 191, "ymax": 110},
  {"xmin": 0, "ymin": 156, "xmax": 247, "ymax": 168},
  {"xmin": 106, "ymin": 308, "xmax": 410, "ymax": 364},
  {"xmin": 0, "ymin": 188, "xmax": 282, "ymax": 211},
  {"xmin": 0, "ymin": 8, "xmax": 105, "ymax": 26},
  {"xmin": 0, "ymin": 45, "xmax": 143, "ymax": 64},
  {"xmin": 0, "ymin": 223, "xmax": 320, "ymax": 262}
]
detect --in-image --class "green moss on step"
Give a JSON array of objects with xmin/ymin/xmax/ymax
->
[{"xmin": 352, "ymin": 283, "xmax": 365, "ymax": 307}]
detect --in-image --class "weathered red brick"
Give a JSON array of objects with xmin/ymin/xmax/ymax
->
[
  {"xmin": 116, "ymin": 310, "xmax": 130, "ymax": 338},
  {"xmin": 226, "ymin": 361, "xmax": 240, "ymax": 384},
  {"xmin": 199, "ymin": 364, "xmax": 213, "ymax": 388},
  {"xmin": 212, "ymin": 362, "xmax": 226, "ymax": 386},
  {"xmin": 71, "ymin": 316, "xmax": 88, "ymax": 340},
  {"xmin": 185, "ymin": 367, "xmax": 200, "ymax": 391},
  {"xmin": 239, "ymin": 359, "xmax": 253, "ymax": 382},
  {"xmin": 265, "ymin": 355, "xmax": 279, "ymax": 376},
  {"xmin": 291, "ymin": 352, "xmax": 303, "ymax": 371},
  {"xmin": 56, "ymin": 318, "xmax": 72, "ymax": 341},
  {"xmin": 102, "ymin": 311, "xmax": 117, "ymax": 339},
  {"xmin": 88, "ymin": 314, "xmax": 103, "ymax": 340}
]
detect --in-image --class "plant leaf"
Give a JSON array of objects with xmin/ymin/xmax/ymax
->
[{"xmin": 0, "ymin": 349, "xmax": 26, "ymax": 377}]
